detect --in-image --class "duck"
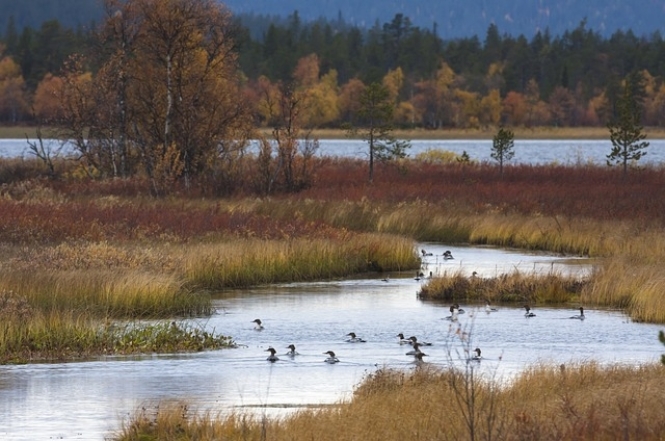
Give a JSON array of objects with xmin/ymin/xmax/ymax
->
[
  {"xmin": 397, "ymin": 333, "xmax": 411, "ymax": 344},
  {"xmin": 346, "ymin": 332, "xmax": 367, "ymax": 343},
  {"xmin": 570, "ymin": 307, "xmax": 585, "ymax": 320},
  {"xmin": 412, "ymin": 351, "xmax": 428, "ymax": 363},
  {"xmin": 485, "ymin": 300, "xmax": 498, "ymax": 313},
  {"xmin": 421, "ymin": 249, "xmax": 433, "ymax": 257},
  {"xmin": 443, "ymin": 250, "xmax": 454, "ymax": 260},
  {"xmin": 471, "ymin": 347, "xmax": 482, "ymax": 361},
  {"xmin": 415, "ymin": 271, "xmax": 425, "ymax": 281},
  {"xmin": 286, "ymin": 344, "xmax": 299, "ymax": 356},
  {"xmin": 454, "ymin": 303, "xmax": 466, "ymax": 314},
  {"xmin": 381, "ymin": 275, "xmax": 390, "ymax": 282},
  {"xmin": 265, "ymin": 347, "xmax": 279, "ymax": 362},
  {"xmin": 445, "ymin": 305, "xmax": 459, "ymax": 321},
  {"xmin": 524, "ymin": 305, "xmax": 536, "ymax": 317},
  {"xmin": 408, "ymin": 335, "xmax": 432, "ymax": 346},
  {"xmin": 323, "ymin": 350, "xmax": 340, "ymax": 364},
  {"xmin": 252, "ymin": 319, "xmax": 264, "ymax": 330},
  {"xmin": 406, "ymin": 342, "xmax": 423, "ymax": 356}
]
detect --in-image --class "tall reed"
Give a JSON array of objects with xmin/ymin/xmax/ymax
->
[
  {"xmin": 419, "ymin": 269, "xmax": 586, "ymax": 304},
  {"xmin": 0, "ymin": 269, "xmax": 210, "ymax": 318},
  {"xmin": 183, "ymin": 234, "xmax": 419, "ymax": 289}
]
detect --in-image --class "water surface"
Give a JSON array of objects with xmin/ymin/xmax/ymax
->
[{"xmin": 0, "ymin": 245, "xmax": 661, "ymax": 440}]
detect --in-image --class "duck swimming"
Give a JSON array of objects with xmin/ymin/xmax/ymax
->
[
  {"xmin": 471, "ymin": 347, "xmax": 482, "ymax": 361},
  {"xmin": 252, "ymin": 319, "xmax": 264, "ymax": 330},
  {"xmin": 346, "ymin": 332, "xmax": 367, "ymax": 343},
  {"xmin": 485, "ymin": 300, "xmax": 498, "ymax": 313},
  {"xmin": 524, "ymin": 306, "xmax": 536, "ymax": 317},
  {"xmin": 323, "ymin": 350, "xmax": 340, "ymax": 363},
  {"xmin": 443, "ymin": 250, "xmax": 454, "ymax": 260},
  {"xmin": 445, "ymin": 305, "xmax": 459, "ymax": 321},
  {"xmin": 265, "ymin": 347, "xmax": 279, "ymax": 362},
  {"xmin": 406, "ymin": 342, "xmax": 423, "ymax": 356},
  {"xmin": 408, "ymin": 335, "xmax": 432, "ymax": 346},
  {"xmin": 286, "ymin": 344, "xmax": 299, "ymax": 356},
  {"xmin": 570, "ymin": 307, "xmax": 585, "ymax": 320},
  {"xmin": 397, "ymin": 333, "xmax": 411, "ymax": 344}
]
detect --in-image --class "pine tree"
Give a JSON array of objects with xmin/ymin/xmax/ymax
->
[
  {"xmin": 491, "ymin": 126, "xmax": 514, "ymax": 179},
  {"xmin": 606, "ymin": 74, "xmax": 649, "ymax": 175}
]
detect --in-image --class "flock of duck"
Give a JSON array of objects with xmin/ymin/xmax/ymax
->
[
  {"xmin": 255, "ymin": 325, "xmax": 461, "ymax": 365},
  {"xmin": 250, "ymin": 247, "xmax": 586, "ymax": 365}
]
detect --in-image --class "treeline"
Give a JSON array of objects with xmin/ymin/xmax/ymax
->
[{"xmin": 2, "ymin": 7, "xmax": 665, "ymax": 129}]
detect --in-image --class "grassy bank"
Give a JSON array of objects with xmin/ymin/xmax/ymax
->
[{"xmin": 113, "ymin": 362, "xmax": 665, "ymax": 441}]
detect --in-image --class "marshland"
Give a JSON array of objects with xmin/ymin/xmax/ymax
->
[
  {"xmin": 1, "ymin": 138, "xmax": 665, "ymax": 439},
  {"xmin": 3, "ymin": 0, "xmax": 665, "ymax": 436}
]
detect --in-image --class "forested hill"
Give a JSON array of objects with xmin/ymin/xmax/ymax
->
[
  {"xmin": 224, "ymin": 0, "xmax": 665, "ymax": 38},
  {"xmin": 1, "ymin": 0, "xmax": 664, "ymax": 39}
]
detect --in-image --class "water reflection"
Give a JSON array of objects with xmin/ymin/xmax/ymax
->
[{"xmin": 0, "ymin": 245, "xmax": 661, "ymax": 441}]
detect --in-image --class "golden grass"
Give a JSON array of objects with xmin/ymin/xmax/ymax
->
[
  {"xmin": 114, "ymin": 363, "xmax": 665, "ymax": 441},
  {"xmin": 419, "ymin": 269, "xmax": 587, "ymax": 305},
  {"xmin": 183, "ymin": 234, "xmax": 419, "ymax": 289}
]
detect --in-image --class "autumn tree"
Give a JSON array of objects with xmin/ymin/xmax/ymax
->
[
  {"xmin": 491, "ymin": 126, "xmax": 514, "ymax": 179},
  {"xmin": 349, "ymin": 82, "xmax": 410, "ymax": 182},
  {"xmin": 54, "ymin": 0, "xmax": 252, "ymax": 193},
  {"xmin": 607, "ymin": 74, "xmax": 649, "ymax": 175},
  {"xmin": 0, "ymin": 54, "xmax": 29, "ymax": 123}
]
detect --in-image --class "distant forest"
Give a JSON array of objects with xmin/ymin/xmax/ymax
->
[{"xmin": 2, "ymin": 8, "xmax": 665, "ymax": 129}]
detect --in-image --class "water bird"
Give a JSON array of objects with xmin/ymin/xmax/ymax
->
[
  {"xmin": 408, "ymin": 335, "xmax": 432, "ymax": 346},
  {"xmin": 412, "ymin": 351, "xmax": 428, "ymax": 363},
  {"xmin": 265, "ymin": 347, "xmax": 279, "ymax": 362},
  {"xmin": 397, "ymin": 333, "xmax": 411, "ymax": 344},
  {"xmin": 346, "ymin": 332, "xmax": 366, "ymax": 343},
  {"xmin": 445, "ymin": 305, "xmax": 459, "ymax": 321},
  {"xmin": 524, "ymin": 306, "xmax": 536, "ymax": 317},
  {"xmin": 454, "ymin": 303, "xmax": 466, "ymax": 314},
  {"xmin": 471, "ymin": 347, "xmax": 482, "ymax": 361},
  {"xmin": 443, "ymin": 250, "xmax": 454, "ymax": 260},
  {"xmin": 286, "ymin": 344, "xmax": 299, "ymax": 356},
  {"xmin": 381, "ymin": 275, "xmax": 390, "ymax": 282},
  {"xmin": 406, "ymin": 342, "xmax": 423, "ymax": 356},
  {"xmin": 570, "ymin": 307, "xmax": 585, "ymax": 320},
  {"xmin": 252, "ymin": 319, "xmax": 264, "ymax": 330},
  {"xmin": 323, "ymin": 350, "xmax": 340, "ymax": 364},
  {"xmin": 485, "ymin": 300, "xmax": 498, "ymax": 313},
  {"xmin": 421, "ymin": 249, "xmax": 433, "ymax": 257}
]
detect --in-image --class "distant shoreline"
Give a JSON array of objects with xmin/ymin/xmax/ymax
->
[{"xmin": 3, "ymin": 125, "xmax": 665, "ymax": 140}]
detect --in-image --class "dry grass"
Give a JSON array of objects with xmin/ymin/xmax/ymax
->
[
  {"xmin": 419, "ymin": 270, "xmax": 587, "ymax": 305},
  {"xmin": 113, "ymin": 363, "xmax": 665, "ymax": 441}
]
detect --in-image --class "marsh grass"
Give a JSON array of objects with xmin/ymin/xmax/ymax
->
[
  {"xmin": 0, "ymin": 308, "xmax": 233, "ymax": 364},
  {"xmin": 418, "ymin": 270, "xmax": 587, "ymax": 305},
  {"xmin": 113, "ymin": 362, "xmax": 665, "ymax": 441},
  {"xmin": 0, "ymin": 270, "xmax": 209, "ymax": 318},
  {"xmin": 183, "ymin": 234, "xmax": 420, "ymax": 289}
]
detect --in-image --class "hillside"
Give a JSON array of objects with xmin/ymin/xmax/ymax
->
[{"xmin": 1, "ymin": 0, "xmax": 664, "ymax": 39}]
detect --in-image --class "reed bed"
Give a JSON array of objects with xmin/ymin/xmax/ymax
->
[
  {"xmin": 183, "ymin": 234, "xmax": 420, "ymax": 289},
  {"xmin": 0, "ymin": 270, "xmax": 209, "ymax": 318},
  {"xmin": 0, "ymin": 302, "xmax": 233, "ymax": 364},
  {"xmin": 418, "ymin": 270, "xmax": 587, "ymax": 305},
  {"xmin": 113, "ymin": 363, "xmax": 665, "ymax": 441}
]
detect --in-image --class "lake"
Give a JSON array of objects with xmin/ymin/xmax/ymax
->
[
  {"xmin": 0, "ymin": 244, "xmax": 662, "ymax": 440},
  {"xmin": 2, "ymin": 138, "xmax": 665, "ymax": 165}
]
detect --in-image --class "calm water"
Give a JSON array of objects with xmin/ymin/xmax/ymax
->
[
  {"xmin": 2, "ymin": 138, "xmax": 665, "ymax": 165},
  {"xmin": 0, "ymin": 244, "xmax": 662, "ymax": 440}
]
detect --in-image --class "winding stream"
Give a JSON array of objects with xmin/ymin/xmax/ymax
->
[{"xmin": 0, "ymin": 245, "xmax": 662, "ymax": 440}]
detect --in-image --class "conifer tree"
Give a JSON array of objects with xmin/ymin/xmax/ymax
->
[{"xmin": 607, "ymin": 74, "xmax": 649, "ymax": 175}]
